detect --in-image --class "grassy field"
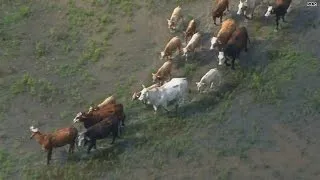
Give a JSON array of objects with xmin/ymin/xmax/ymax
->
[{"xmin": 1, "ymin": 0, "xmax": 320, "ymax": 179}]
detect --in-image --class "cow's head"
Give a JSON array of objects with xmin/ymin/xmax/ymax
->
[
  {"xmin": 138, "ymin": 84, "xmax": 148, "ymax": 101},
  {"xmin": 265, "ymin": 5, "xmax": 274, "ymax": 17},
  {"xmin": 132, "ymin": 91, "xmax": 141, "ymax": 101},
  {"xmin": 167, "ymin": 19, "xmax": 176, "ymax": 30},
  {"xmin": 152, "ymin": 73, "xmax": 161, "ymax": 82},
  {"xmin": 210, "ymin": 37, "xmax": 218, "ymax": 50},
  {"xmin": 160, "ymin": 51, "xmax": 165, "ymax": 60},
  {"xmin": 29, "ymin": 126, "xmax": 40, "ymax": 139},
  {"xmin": 73, "ymin": 112, "xmax": 88, "ymax": 123},
  {"xmin": 196, "ymin": 82, "xmax": 205, "ymax": 92},
  {"xmin": 218, "ymin": 51, "xmax": 226, "ymax": 65},
  {"xmin": 237, "ymin": 0, "xmax": 248, "ymax": 15}
]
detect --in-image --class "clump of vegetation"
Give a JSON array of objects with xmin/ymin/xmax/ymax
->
[
  {"xmin": 10, "ymin": 74, "xmax": 58, "ymax": 103},
  {"xmin": 0, "ymin": 149, "xmax": 16, "ymax": 179},
  {"xmin": 2, "ymin": 5, "xmax": 31, "ymax": 25},
  {"xmin": 35, "ymin": 41, "xmax": 47, "ymax": 58}
]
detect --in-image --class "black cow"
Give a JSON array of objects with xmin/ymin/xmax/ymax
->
[{"xmin": 77, "ymin": 115, "xmax": 120, "ymax": 154}]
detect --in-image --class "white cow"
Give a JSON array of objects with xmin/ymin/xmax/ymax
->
[
  {"xmin": 236, "ymin": 0, "xmax": 256, "ymax": 19},
  {"xmin": 138, "ymin": 78, "xmax": 188, "ymax": 113},
  {"xmin": 196, "ymin": 68, "xmax": 222, "ymax": 93}
]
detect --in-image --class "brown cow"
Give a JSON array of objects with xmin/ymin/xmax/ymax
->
[
  {"xmin": 73, "ymin": 103, "xmax": 126, "ymax": 129},
  {"xmin": 183, "ymin": 19, "xmax": 196, "ymax": 44},
  {"xmin": 30, "ymin": 126, "xmax": 78, "ymax": 165},
  {"xmin": 217, "ymin": 26, "xmax": 250, "ymax": 70},
  {"xmin": 212, "ymin": 0, "xmax": 229, "ymax": 25},
  {"xmin": 160, "ymin": 36, "xmax": 183, "ymax": 60}
]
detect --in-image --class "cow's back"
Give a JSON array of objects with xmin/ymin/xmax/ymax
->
[{"xmin": 228, "ymin": 27, "xmax": 248, "ymax": 50}]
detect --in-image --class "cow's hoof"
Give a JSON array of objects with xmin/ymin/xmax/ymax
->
[{"xmin": 274, "ymin": 29, "xmax": 278, "ymax": 32}]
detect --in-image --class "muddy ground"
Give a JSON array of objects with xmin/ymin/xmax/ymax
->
[{"xmin": 0, "ymin": 0, "xmax": 320, "ymax": 179}]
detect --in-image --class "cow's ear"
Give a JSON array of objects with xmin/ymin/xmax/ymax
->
[
  {"xmin": 152, "ymin": 73, "xmax": 155, "ymax": 75},
  {"xmin": 142, "ymin": 84, "xmax": 146, "ymax": 89},
  {"xmin": 167, "ymin": 19, "xmax": 170, "ymax": 22}
]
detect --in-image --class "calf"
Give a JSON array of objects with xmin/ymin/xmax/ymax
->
[
  {"xmin": 132, "ymin": 83, "xmax": 160, "ymax": 103},
  {"xmin": 30, "ymin": 126, "xmax": 78, "ymax": 165},
  {"xmin": 211, "ymin": 18, "xmax": 237, "ymax": 51},
  {"xmin": 217, "ymin": 26, "xmax": 250, "ymax": 70},
  {"xmin": 167, "ymin": 6, "xmax": 183, "ymax": 31},
  {"xmin": 152, "ymin": 60, "xmax": 173, "ymax": 85},
  {"xmin": 73, "ymin": 103, "xmax": 126, "ymax": 129},
  {"xmin": 182, "ymin": 32, "xmax": 201, "ymax": 61},
  {"xmin": 237, "ymin": 0, "xmax": 257, "ymax": 19},
  {"xmin": 160, "ymin": 36, "xmax": 183, "ymax": 60},
  {"xmin": 264, "ymin": 0, "xmax": 292, "ymax": 30},
  {"xmin": 138, "ymin": 78, "xmax": 188, "ymax": 113},
  {"xmin": 196, "ymin": 68, "xmax": 222, "ymax": 93},
  {"xmin": 212, "ymin": 0, "xmax": 229, "ymax": 25},
  {"xmin": 183, "ymin": 19, "xmax": 196, "ymax": 44},
  {"xmin": 77, "ymin": 115, "xmax": 119, "ymax": 154}
]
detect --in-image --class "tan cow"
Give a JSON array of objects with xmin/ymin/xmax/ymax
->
[
  {"xmin": 160, "ymin": 36, "xmax": 183, "ymax": 60},
  {"xmin": 167, "ymin": 6, "xmax": 183, "ymax": 30},
  {"xmin": 182, "ymin": 32, "xmax": 201, "ymax": 61},
  {"xmin": 183, "ymin": 19, "xmax": 196, "ymax": 44},
  {"xmin": 131, "ymin": 84, "xmax": 160, "ymax": 103},
  {"xmin": 152, "ymin": 59, "xmax": 173, "ymax": 85}
]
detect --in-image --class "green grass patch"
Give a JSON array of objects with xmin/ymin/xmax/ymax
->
[
  {"xmin": 1, "ymin": 5, "xmax": 31, "ymax": 25},
  {"xmin": 10, "ymin": 74, "xmax": 58, "ymax": 103},
  {"xmin": 248, "ymin": 46, "xmax": 318, "ymax": 104},
  {"xmin": 0, "ymin": 149, "xmax": 17, "ymax": 179}
]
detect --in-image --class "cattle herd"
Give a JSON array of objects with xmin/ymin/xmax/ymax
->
[{"xmin": 29, "ymin": 0, "xmax": 293, "ymax": 165}]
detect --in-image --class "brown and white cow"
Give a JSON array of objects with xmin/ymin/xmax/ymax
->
[
  {"xmin": 212, "ymin": 0, "xmax": 229, "ymax": 25},
  {"xmin": 167, "ymin": 6, "xmax": 183, "ymax": 31},
  {"xmin": 183, "ymin": 19, "xmax": 196, "ymax": 44},
  {"xmin": 210, "ymin": 18, "xmax": 237, "ymax": 51},
  {"xmin": 217, "ymin": 26, "xmax": 250, "ymax": 70},
  {"xmin": 160, "ymin": 36, "xmax": 183, "ymax": 60},
  {"xmin": 152, "ymin": 59, "xmax": 173, "ymax": 85}
]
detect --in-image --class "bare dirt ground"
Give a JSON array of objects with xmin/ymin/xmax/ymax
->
[{"xmin": 0, "ymin": 0, "xmax": 320, "ymax": 179}]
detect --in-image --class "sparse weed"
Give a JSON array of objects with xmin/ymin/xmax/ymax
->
[
  {"xmin": 35, "ymin": 41, "xmax": 47, "ymax": 58},
  {"xmin": 2, "ymin": 5, "xmax": 30, "ymax": 25}
]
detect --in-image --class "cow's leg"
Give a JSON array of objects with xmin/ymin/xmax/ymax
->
[
  {"xmin": 210, "ymin": 82, "xmax": 214, "ymax": 89},
  {"xmin": 275, "ymin": 16, "xmax": 280, "ymax": 31},
  {"xmin": 47, "ymin": 149, "xmax": 52, "ymax": 165},
  {"xmin": 231, "ymin": 57, "xmax": 236, "ymax": 70},
  {"xmin": 220, "ymin": 15, "xmax": 223, "ymax": 24},
  {"xmin": 87, "ymin": 140, "xmax": 95, "ymax": 154},
  {"xmin": 111, "ymin": 128, "xmax": 117, "ymax": 144},
  {"xmin": 214, "ymin": 17, "xmax": 217, "ymax": 25},
  {"xmin": 227, "ymin": 2, "xmax": 229, "ymax": 11},
  {"xmin": 153, "ymin": 105, "xmax": 158, "ymax": 114},
  {"xmin": 282, "ymin": 15, "xmax": 286, "ymax": 23},
  {"xmin": 225, "ymin": 58, "xmax": 231, "ymax": 66}
]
